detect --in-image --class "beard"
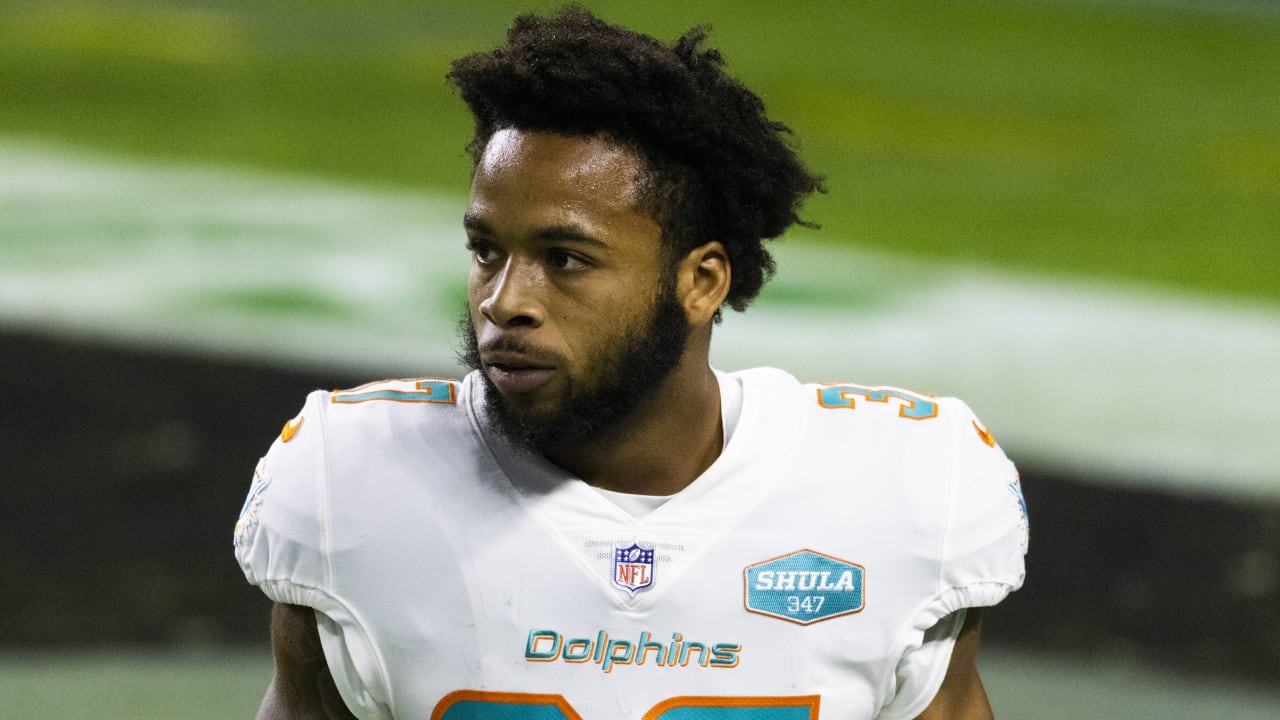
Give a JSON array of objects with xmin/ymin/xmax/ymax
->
[{"xmin": 458, "ymin": 277, "xmax": 689, "ymax": 452}]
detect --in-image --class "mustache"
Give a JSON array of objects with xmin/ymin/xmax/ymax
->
[
  {"xmin": 478, "ymin": 335, "xmax": 537, "ymax": 356},
  {"xmin": 478, "ymin": 337, "xmax": 566, "ymax": 367},
  {"xmin": 456, "ymin": 310, "xmax": 565, "ymax": 369}
]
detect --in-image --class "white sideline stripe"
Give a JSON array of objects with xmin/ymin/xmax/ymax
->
[{"xmin": 2, "ymin": 140, "xmax": 1278, "ymax": 499}]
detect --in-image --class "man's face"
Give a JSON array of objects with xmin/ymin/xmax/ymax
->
[{"xmin": 460, "ymin": 129, "xmax": 688, "ymax": 450}]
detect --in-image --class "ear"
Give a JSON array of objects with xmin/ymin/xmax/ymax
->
[{"xmin": 676, "ymin": 241, "xmax": 731, "ymax": 326}]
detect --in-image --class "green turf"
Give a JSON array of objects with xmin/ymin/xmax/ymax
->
[
  {"xmin": 0, "ymin": 650, "xmax": 272, "ymax": 720},
  {"xmin": 2, "ymin": 0, "xmax": 1277, "ymax": 303}
]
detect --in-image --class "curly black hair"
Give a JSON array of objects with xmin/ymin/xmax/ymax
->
[{"xmin": 446, "ymin": 5, "xmax": 824, "ymax": 314}]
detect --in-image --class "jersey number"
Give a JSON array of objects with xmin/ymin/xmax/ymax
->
[
  {"xmin": 330, "ymin": 379, "xmax": 456, "ymax": 404},
  {"xmin": 816, "ymin": 384, "xmax": 937, "ymax": 420},
  {"xmin": 432, "ymin": 691, "xmax": 820, "ymax": 720}
]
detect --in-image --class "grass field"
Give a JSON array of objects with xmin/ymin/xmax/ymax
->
[
  {"xmin": 2, "ymin": 0, "xmax": 1278, "ymax": 303},
  {"xmin": 0, "ymin": 651, "xmax": 270, "ymax": 720}
]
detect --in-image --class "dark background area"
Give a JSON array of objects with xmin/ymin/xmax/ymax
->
[{"xmin": 3, "ymin": 329, "xmax": 1278, "ymax": 685}]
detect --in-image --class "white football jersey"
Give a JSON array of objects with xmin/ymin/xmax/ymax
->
[{"xmin": 235, "ymin": 367, "xmax": 1027, "ymax": 720}]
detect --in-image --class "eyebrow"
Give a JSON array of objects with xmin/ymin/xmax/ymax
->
[
  {"xmin": 463, "ymin": 214, "xmax": 608, "ymax": 249},
  {"xmin": 535, "ymin": 224, "xmax": 607, "ymax": 248}
]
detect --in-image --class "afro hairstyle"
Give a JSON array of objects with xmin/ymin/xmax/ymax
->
[{"xmin": 447, "ymin": 5, "xmax": 824, "ymax": 314}]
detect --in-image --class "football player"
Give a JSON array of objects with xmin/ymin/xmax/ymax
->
[{"xmin": 236, "ymin": 7, "xmax": 1027, "ymax": 719}]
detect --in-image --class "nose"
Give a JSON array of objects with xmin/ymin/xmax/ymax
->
[{"xmin": 477, "ymin": 258, "xmax": 544, "ymax": 328}]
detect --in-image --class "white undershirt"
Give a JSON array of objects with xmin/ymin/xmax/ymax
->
[{"xmin": 592, "ymin": 369, "xmax": 743, "ymax": 517}]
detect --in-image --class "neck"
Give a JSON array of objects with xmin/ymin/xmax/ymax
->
[{"xmin": 543, "ymin": 358, "xmax": 723, "ymax": 496}]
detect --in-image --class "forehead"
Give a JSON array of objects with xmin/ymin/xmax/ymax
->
[
  {"xmin": 477, "ymin": 128, "xmax": 641, "ymax": 183},
  {"xmin": 468, "ymin": 129, "xmax": 654, "ymax": 232}
]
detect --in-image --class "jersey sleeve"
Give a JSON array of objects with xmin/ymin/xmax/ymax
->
[
  {"xmin": 232, "ymin": 391, "xmax": 394, "ymax": 720},
  {"xmin": 234, "ymin": 391, "xmax": 331, "ymax": 603},
  {"xmin": 933, "ymin": 399, "xmax": 1028, "ymax": 615},
  {"xmin": 876, "ymin": 399, "xmax": 1029, "ymax": 720}
]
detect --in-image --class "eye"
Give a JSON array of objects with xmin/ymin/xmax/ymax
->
[
  {"xmin": 466, "ymin": 239, "xmax": 497, "ymax": 265},
  {"xmin": 548, "ymin": 249, "xmax": 587, "ymax": 271}
]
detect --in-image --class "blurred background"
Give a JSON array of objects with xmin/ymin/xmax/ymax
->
[{"xmin": 2, "ymin": 0, "xmax": 1278, "ymax": 717}]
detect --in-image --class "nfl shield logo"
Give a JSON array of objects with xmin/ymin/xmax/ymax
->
[{"xmin": 613, "ymin": 543, "xmax": 655, "ymax": 594}]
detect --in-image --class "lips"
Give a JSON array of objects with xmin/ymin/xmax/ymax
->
[
  {"xmin": 485, "ymin": 364, "xmax": 555, "ymax": 395},
  {"xmin": 481, "ymin": 349, "xmax": 558, "ymax": 395}
]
